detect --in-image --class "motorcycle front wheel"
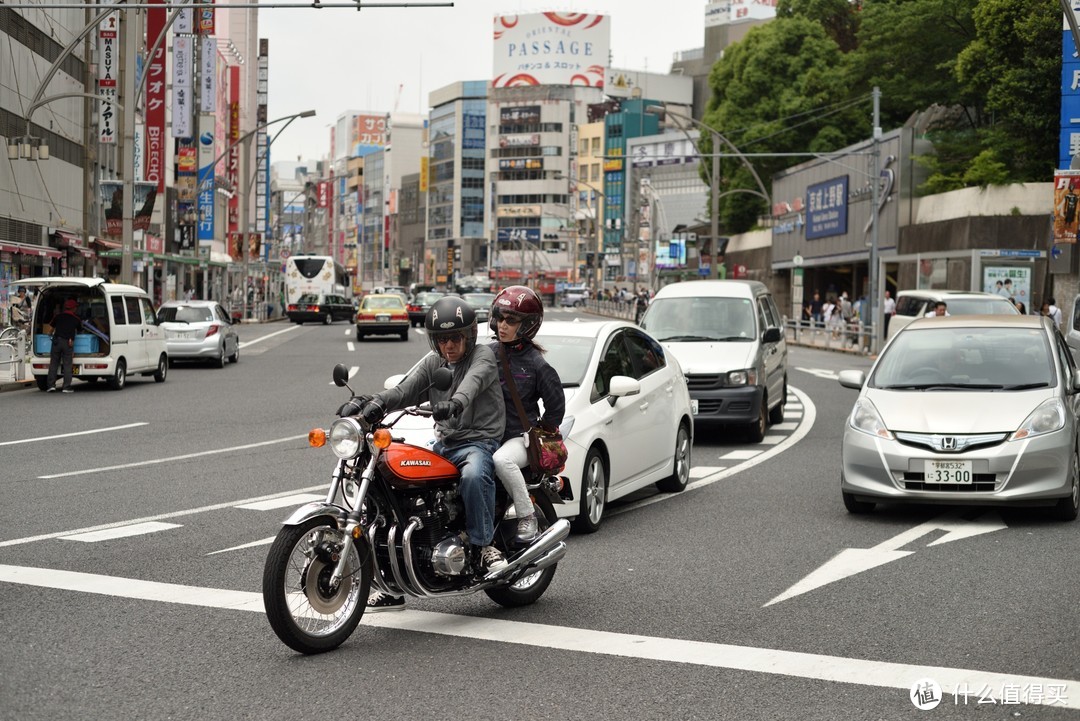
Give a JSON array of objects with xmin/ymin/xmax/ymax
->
[
  {"xmin": 485, "ymin": 494, "xmax": 559, "ymax": 608},
  {"xmin": 262, "ymin": 517, "xmax": 371, "ymax": 654}
]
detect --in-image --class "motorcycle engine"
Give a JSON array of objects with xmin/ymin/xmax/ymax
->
[{"xmin": 405, "ymin": 489, "xmax": 467, "ymax": 577}]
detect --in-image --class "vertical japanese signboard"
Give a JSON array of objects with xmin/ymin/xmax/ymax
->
[
  {"xmin": 197, "ymin": 114, "xmax": 216, "ymax": 245},
  {"xmin": 198, "ymin": 2, "xmax": 215, "ymax": 35},
  {"xmin": 172, "ymin": 35, "xmax": 193, "ymax": 138},
  {"xmin": 256, "ymin": 40, "xmax": 270, "ymax": 244},
  {"xmin": 97, "ymin": 2, "xmax": 118, "ymax": 144},
  {"xmin": 145, "ymin": 0, "xmax": 166, "ymax": 191},
  {"xmin": 228, "ymin": 68, "xmax": 240, "ymax": 233},
  {"xmin": 200, "ymin": 37, "xmax": 217, "ymax": 113}
]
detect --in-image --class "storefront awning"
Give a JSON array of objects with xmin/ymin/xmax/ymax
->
[
  {"xmin": 97, "ymin": 249, "xmax": 229, "ymax": 268},
  {"xmin": 91, "ymin": 237, "xmax": 122, "ymax": 250},
  {"xmin": 0, "ymin": 241, "xmax": 62, "ymax": 259}
]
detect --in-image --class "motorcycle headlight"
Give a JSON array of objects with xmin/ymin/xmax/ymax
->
[
  {"xmin": 329, "ymin": 417, "xmax": 364, "ymax": 459},
  {"xmin": 849, "ymin": 397, "xmax": 894, "ymax": 440},
  {"xmin": 1010, "ymin": 398, "xmax": 1066, "ymax": 441}
]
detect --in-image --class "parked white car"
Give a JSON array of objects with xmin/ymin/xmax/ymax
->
[{"xmin": 384, "ymin": 319, "xmax": 694, "ymax": 533}]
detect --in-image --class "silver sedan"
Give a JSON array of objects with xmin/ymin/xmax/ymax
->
[
  {"xmin": 838, "ymin": 315, "xmax": 1080, "ymax": 520},
  {"xmin": 158, "ymin": 300, "xmax": 240, "ymax": 368}
]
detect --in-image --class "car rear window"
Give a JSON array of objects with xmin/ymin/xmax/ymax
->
[
  {"xmin": 159, "ymin": 306, "xmax": 213, "ymax": 323},
  {"xmin": 296, "ymin": 294, "xmax": 320, "ymax": 304},
  {"xmin": 363, "ymin": 296, "xmax": 405, "ymax": 310}
]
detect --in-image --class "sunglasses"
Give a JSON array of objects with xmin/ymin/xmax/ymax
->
[{"xmin": 435, "ymin": 333, "xmax": 465, "ymax": 346}]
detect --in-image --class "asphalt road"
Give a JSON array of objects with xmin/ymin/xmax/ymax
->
[{"xmin": 1, "ymin": 313, "xmax": 1078, "ymax": 721}]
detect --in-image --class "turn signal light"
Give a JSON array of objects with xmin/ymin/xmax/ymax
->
[
  {"xmin": 372, "ymin": 428, "xmax": 392, "ymax": 449},
  {"xmin": 309, "ymin": 428, "xmax": 327, "ymax": 447}
]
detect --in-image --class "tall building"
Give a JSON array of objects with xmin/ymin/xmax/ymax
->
[{"xmin": 427, "ymin": 80, "xmax": 488, "ymax": 288}]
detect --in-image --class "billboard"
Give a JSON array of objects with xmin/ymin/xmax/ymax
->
[
  {"xmin": 493, "ymin": 13, "xmax": 608, "ymax": 88},
  {"xmin": 705, "ymin": 0, "xmax": 778, "ymax": 27},
  {"xmin": 1053, "ymin": 170, "xmax": 1080, "ymax": 244},
  {"xmin": 806, "ymin": 176, "xmax": 849, "ymax": 240},
  {"xmin": 101, "ymin": 181, "xmax": 157, "ymax": 236},
  {"xmin": 352, "ymin": 114, "xmax": 387, "ymax": 157}
]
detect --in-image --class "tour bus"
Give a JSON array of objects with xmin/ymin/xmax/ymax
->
[{"xmin": 283, "ymin": 255, "xmax": 351, "ymax": 306}]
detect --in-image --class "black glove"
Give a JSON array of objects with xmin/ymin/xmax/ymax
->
[
  {"xmin": 360, "ymin": 398, "xmax": 386, "ymax": 424},
  {"xmin": 432, "ymin": 398, "xmax": 462, "ymax": 422},
  {"xmin": 336, "ymin": 394, "xmax": 372, "ymax": 418}
]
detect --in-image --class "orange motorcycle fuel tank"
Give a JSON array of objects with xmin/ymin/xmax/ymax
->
[{"xmin": 379, "ymin": 442, "xmax": 460, "ymax": 491}]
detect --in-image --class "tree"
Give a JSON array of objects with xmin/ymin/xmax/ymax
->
[{"xmin": 703, "ymin": 17, "xmax": 864, "ymax": 233}]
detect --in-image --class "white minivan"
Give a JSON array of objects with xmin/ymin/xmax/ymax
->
[
  {"xmin": 639, "ymin": 279, "xmax": 787, "ymax": 442},
  {"xmin": 23, "ymin": 277, "xmax": 168, "ymax": 390}
]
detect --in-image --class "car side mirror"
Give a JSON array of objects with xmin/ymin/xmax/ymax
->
[
  {"xmin": 838, "ymin": 370, "xmax": 866, "ymax": 390},
  {"xmin": 762, "ymin": 327, "xmax": 781, "ymax": 344},
  {"xmin": 607, "ymin": 375, "xmax": 641, "ymax": 406}
]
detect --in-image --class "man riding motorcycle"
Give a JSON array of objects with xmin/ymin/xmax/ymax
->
[{"xmin": 357, "ymin": 295, "xmax": 507, "ymax": 610}]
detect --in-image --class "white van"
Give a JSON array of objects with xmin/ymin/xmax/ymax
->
[
  {"xmin": 639, "ymin": 280, "xmax": 787, "ymax": 442},
  {"xmin": 22, "ymin": 277, "xmax": 168, "ymax": 390}
]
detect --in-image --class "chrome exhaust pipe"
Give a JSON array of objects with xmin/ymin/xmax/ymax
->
[
  {"xmin": 484, "ymin": 519, "xmax": 570, "ymax": 582},
  {"xmin": 517, "ymin": 542, "xmax": 566, "ymax": 576}
]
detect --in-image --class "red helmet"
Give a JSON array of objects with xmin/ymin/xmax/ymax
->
[{"xmin": 489, "ymin": 285, "xmax": 544, "ymax": 341}]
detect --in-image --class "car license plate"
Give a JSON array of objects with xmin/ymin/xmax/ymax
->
[
  {"xmin": 691, "ymin": 399, "xmax": 699, "ymax": 415},
  {"xmin": 376, "ymin": 314, "xmax": 389, "ymax": 322},
  {"xmin": 926, "ymin": 460, "xmax": 972, "ymax": 484}
]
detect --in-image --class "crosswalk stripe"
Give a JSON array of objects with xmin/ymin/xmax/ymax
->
[
  {"xmin": 61, "ymin": 522, "xmax": 182, "ymax": 543},
  {"xmin": 234, "ymin": 493, "xmax": 323, "ymax": 511}
]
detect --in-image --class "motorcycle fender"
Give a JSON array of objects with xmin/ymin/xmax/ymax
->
[{"xmin": 280, "ymin": 501, "xmax": 348, "ymax": 528}]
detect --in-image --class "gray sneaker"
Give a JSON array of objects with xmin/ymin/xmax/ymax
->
[
  {"xmin": 516, "ymin": 513, "xmax": 538, "ymax": 541},
  {"xmin": 480, "ymin": 545, "xmax": 508, "ymax": 572}
]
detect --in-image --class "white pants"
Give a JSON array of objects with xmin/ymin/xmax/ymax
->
[{"xmin": 493, "ymin": 435, "xmax": 533, "ymax": 517}]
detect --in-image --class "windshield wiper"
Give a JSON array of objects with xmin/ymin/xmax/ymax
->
[
  {"xmin": 1002, "ymin": 382, "xmax": 1050, "ymax": 390},
  {"xmin": 879, "ymin": 383, "xmax": 1004, "ymax": 390},
  {"xmin": 657, "ymin": 334, "xmax": 715, "ymax": 342}
]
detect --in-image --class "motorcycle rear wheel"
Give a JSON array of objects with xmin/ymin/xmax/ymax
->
[
  {"xmin": 485, "ymin": 495, "xmax": 559, "ymax": 608},
  {"xmin": 262, "ymin": 517, "xmax": 371, "ymax": 654}
]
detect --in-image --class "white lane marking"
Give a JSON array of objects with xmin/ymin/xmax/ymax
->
[
  {"xmin": 795, "ymin": 366, "xmax": 839, "ymax": 380},
  {"xmin": 689, "ymin": 466, "xmax": 726, "ymax": 479},
  {"xmin": 0, "ymin": 422, "xmax": 149, "ymax": 447},
  {"xmin": 206, "ymin": 537, "xmax": 276, "ymax": 556},
  {"xmin": 0, "ymin": 484, "xmax": 327, "ymax": 548},
  {"xmin": 347, "ymin": 342, "xmax": 356, "ymax": 352},
  {"xmin": 721, "ymin": 450, "xmax": 761, "ymax": 460},
  {"xmin": 234, "ymin": 493, "xmax": 323, "ymax": 511},
  {"xmin": 0, "ymin": 563, "xmax": 1075, "ymax": 709},
  {"xmin": 609, "ymin": 387, "xmax": 814, "ymax": 517},
  {"xmin": 37, "ymin": 434, "xmax": 309, "ymax": 480},
  {"xmin": 765, "ymin": 512, "xmax": 1008, "ymax": 606},
  {"xmin": 759, "ymin": 435, "xmax": 785, "ymax": 445},
  {"xmin": 344, "ymin": 328, "xmax": 351, "ymax": 336},
  {"xmin": 769, "ymin": 422, "xmax": 799, "ymax": 431},
  {"xmin": 61, "ymin": 522, "xmax": 182, "ymax": 543},
  {"xmin": 238, "ymin": 325, "xmax": 300, "ymax": 348}
]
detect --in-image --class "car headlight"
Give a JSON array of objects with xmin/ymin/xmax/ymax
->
[
  {"xmin": 1009, "ymin": 398, "xmax": 1066, "ymax": 441},
  {"xmin": 849, "ymin": 397, "xmax": 894, "ymax": 440},
  {"xmin": 726, "ymin": 369, "xmax": 757, "ymax": 386},
  {"xmin": 329, "ymin": 417, "xmax": 364, "ymax": 459}
]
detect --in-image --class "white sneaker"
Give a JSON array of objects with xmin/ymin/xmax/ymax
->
[
  {"xmin": 480, "ymin": 545, "xmax": 508, "ymax": 572},
  {"xmin": 516, "ymin": 513, "xmax": 538, "ymax": 541}
]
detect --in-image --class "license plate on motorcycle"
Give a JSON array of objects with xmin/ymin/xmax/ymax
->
[
  {"xmin": 925, "ymin": 460, "xmax": 972, "ymax": 484},
  {"xmin": 376, "ymin": 314, "xmax": 389, "ymax": 322}
]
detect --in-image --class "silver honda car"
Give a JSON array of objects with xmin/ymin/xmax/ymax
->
[{"xmin": 838, "ymin": 315, "xmax": 1080, "ymax": 520}]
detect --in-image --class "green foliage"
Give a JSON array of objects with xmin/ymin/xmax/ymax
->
[{"xmin": 703, "ymin": 0, "xmax": 1061, "ymax": 226}]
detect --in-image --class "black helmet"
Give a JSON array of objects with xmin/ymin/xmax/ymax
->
[
  {"xmin": 425, "ymin": 296, "xmax": 478, "ymax": 356},
  {"xmin": 489, "ymin": 285, "xmax": 544, "ymax": 341}
]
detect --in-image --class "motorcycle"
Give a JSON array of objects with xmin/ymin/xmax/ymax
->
[{"xmin": 262, "ymin": 363, "xmax": 573, "ymax": 654}]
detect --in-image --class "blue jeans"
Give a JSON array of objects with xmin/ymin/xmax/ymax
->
[{"xmin": 432, "ymin": 438, "xmax": 500, "ymax": 546}]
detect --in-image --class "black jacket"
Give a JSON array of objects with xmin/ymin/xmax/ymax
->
[{"xmin": 490, "ymin": 340, "xmax": 565, "ymax": 442}]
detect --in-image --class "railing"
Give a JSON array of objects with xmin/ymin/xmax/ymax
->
[
  {"xmin": 0, "ymin": 327, "xmax": 27, "ymax": 383},
  {"xmin": 784, "ymin": 318, "xmax": 876, "ymax": 355}
]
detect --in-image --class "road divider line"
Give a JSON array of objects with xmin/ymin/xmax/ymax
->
[
  {"xmin": 0, "ymin": 484, "xmax": 326, "ymax": 548},
  {"xmin": 0, "ymin": 422, "xmax": 149, "ymax": 447},
  {"xmin": 206, "ymin": 537, "xmax": 277, "ymax": 555},
  {"xmin": 37, "ymin": 434, "xmax": 310, "ymax": 480},
  {"xmin": 237, "ymin": 325, "xmax": 301, "ymax": 349},
  {"xmin": 61, "ymin": 521, "xmax": 182, "ymax": 543},
  {"xmin": 0, "ymin": 562, "xmax": 1075, "ymax": 709},
  {"xmin": 610, "ymin": 387, "xmax": 814, "ymax": 517},
  {"xmin": 234, "ymin": 493, "xmax": 323, "ymax": 511}
]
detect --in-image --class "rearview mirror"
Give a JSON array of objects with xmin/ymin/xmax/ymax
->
[
  {"xmin": 332, "ymin": 364, "xmax": 350, "ymax": 387},
  {"xmin": 837, "ymin": 370, "xmax": 866, "ymax": 390},
  {"xmin": 762, "ymin": 327, "xmax": 782, "ymax": 344},
  {"xmin": 432, "ymin": 366, "xmax": 454, "ymax": 391}
]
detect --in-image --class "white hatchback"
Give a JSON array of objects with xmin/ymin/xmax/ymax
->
[{"xmin": 384, "ymin": 320, "xmax": 694, "ymax": 533}]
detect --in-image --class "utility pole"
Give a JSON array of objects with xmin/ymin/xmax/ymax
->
[
  {"xmin": 119, "ymin": 6, "xmax": 140, "ymax": 285},
  {"xmin": 868, "ymin": 86, "xmax": 882, "ymax": 353}
]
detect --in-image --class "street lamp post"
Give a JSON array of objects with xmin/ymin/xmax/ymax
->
[
  {"xmin": 645, "ymin": 105, "xmax": 771, "ymax": 280},
  {"xmin": 554, "ymin": 172, "xmax": 606, "ymax": 290},
  {"xmin": 193, "ymin": 109, "xmax": 315, "ymax": 318}
]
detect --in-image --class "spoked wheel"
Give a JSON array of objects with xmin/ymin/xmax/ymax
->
[
  {"xmin": 262, "ymin": 518, "xmax": 371, "ymax": 654},
  {"xmin": 486, "ymin": 495, "xmax": 559, "ymax": 608}
]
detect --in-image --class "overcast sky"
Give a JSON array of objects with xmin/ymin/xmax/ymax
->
[{"xmin": 258, "ymin": 1, "xmax": 709, "ymax": 163}]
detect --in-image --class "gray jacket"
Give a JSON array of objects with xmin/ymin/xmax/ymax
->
[{"xmin": 374, "ymin": 343, "xmax": 505, "ymax": 446}]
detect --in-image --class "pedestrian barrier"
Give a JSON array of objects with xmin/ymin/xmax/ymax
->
[
  {"xmin": 0, "ymin": 327, "xmax": 27, "ymax": 383},
  {"xmin": 784, "ymin": 318, "xmax": 875, "ymax": 355}
]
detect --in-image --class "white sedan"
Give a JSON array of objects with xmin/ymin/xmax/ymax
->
[{"xmin": 383, "ymin": 319, "xmax": 694, "ymax": 533}]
